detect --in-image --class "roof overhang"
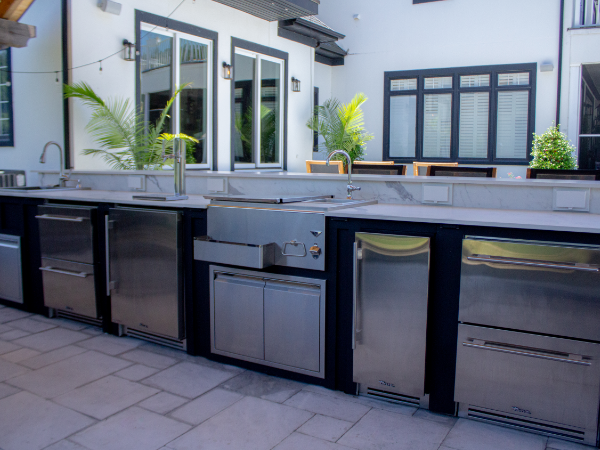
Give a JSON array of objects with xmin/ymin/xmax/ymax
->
[
  {"xmin": 0, "ymin": 0, "xmax": 36, "ymax": 49},
  {"xmin": 211, "ymin": 0, "xmax": 319, "ymax": 21},
  {"xmin": 315, "ymin": 42, "xmax": 347, "ymax": 66}
]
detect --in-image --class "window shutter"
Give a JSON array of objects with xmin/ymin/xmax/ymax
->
[
  {"xmin": 496, "ymin": 91, "xmax": 529, "ymax": 159},
  {"xmin": 423, "ymin": 94, "xmax": 452, "ymax": 158},
  {"xmin": 389, "ymin": 96, "xmax": 417, "ymax": 157},
  {"xmin": 459, "ymin": 92, "xmax": 489, "ymax": 158}
]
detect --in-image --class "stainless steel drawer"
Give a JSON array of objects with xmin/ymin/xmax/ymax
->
[
  {"xmin": 455, "ymin": 324, "xmax": 600, "ymax": 445},
  {"xmin": 37, "ymin": 205, "xmax": 95, "ymax": 264},
  {"xmin": 40, "ymin": 258, "xmax": 98, "ymax": 318},
  {"xmin": 0, "ymin": 234, "xmax": 23, "ymax": 304},
  {"xmin": 459, "ymin": 237, "xmax": 600, "ymax": 341}
]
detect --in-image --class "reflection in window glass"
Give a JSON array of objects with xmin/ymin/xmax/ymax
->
[
  {"xmin": 389, "ymin": 96, "xmax": 416, "ymax": 157},
  {"xmin": 233, "ymin": 53, "xmax": 255, "ymax": 163},
  {"xmin": 498, "ymin": 72, "xmax": 529, "ymax": 86},
  {"xmin": 179, "ymin": 39, "xmax": 209, "ymax": 164},
  {"xmin": 423, "ymin": 94, "xmax": 452, "ymax": 157},
  {"xmin": 141, "ymin": 32, "xmax": 173, "ymax": 132},
  {"xmin": 460, "ymin": 75, "xmax": 490, "ymax": 88},
  {"xmin": 424, "ymin": 77, "xmax": 452, "ymax": 89},
  {"xmin": 496, "ymin": 91, "xmax": 529, "ymax": 158},
  {"xmin": 578, "ymin": 137, "xmax": 600, "ymax": 170},
  {"xmin": 391, "ymin": 79, "xmax": 417, "ymax": 91},
  {"xmin": 260, "ymin": 59, "xmax": 280, "ymax": 164},
  {"xmin": 459, "ymin": 92, "xmax": 489, "ymax": 158}
]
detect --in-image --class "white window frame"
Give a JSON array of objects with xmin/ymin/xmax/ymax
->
[
  {"xmin": 141, "ymin": 24, "xmax": 213, "ymax": 170},
  {"xmin": 233, "ymin": 48, "xmax": 285, "ymax": 170}
]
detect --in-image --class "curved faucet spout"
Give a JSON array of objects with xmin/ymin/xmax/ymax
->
[
  {"xmin": 326, "ymin": 150, "xmax": 361, "ymax": 199},
  {"xmin": 40, "ymin": 141, "xmax": 67, "ymax": 187}
]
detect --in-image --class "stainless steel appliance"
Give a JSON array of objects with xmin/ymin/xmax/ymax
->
[
  {"xmin": 352, "ymin": 233, "xmax": 431, "ymax": 408},
  {"xmin": 455, "ymin": 236, "xmax": 600, "ymax": 446},
  {"xmin": 0, "ymin": 170, "xmax": 25, "ymax": 187},
  {"xmin": 37, "ymin": 204, "xmax": 99, "ymax": 321},
  {"xmin": 0, "ymin": 234, "xmax": 23, "ymax": 304},
  {"xmin": 108, "ymin": 207, "xmax": 184, "ymax": 348}
]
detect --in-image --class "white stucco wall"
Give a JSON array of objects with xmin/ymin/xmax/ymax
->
[
  {"xmin": 1, "ymin": 0, "xmax": 64, "ymax": 183},
  {"xmin": 316, "ymin": 0, "xmax": 561, "ymax": 177},
  {"xmin": 68, "ymin": 0, "xmax": 315, "ymax": 173}
]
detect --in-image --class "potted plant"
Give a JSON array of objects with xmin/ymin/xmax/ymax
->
[
  {"xmin": 306, "ymin": 93, "xmax": 373, "ymax": 170},
  {"xmin": 529, "ymin": 123, "xmax": 577, "ymax": 170}
]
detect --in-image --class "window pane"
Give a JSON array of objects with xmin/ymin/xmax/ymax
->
[
  {"xmin": 233, "ymin": 53, "xmax": 255, "ymax": 163},
  {"xmin": 389, "ymin": 95, "xmax": 416, "ymax": 157},
  {"xmin": 496, "ymin": 91, "xmax": 529, "ymax": 159},
  {"xmin": 260, "ymin": 59, "xmax": 281, "ymax": 164},
  {"xmin": 140, "ymin": 32, "xmax": 173, "ymax": 132},
  {"xmin": 580, "ymin": 84, "xmax": 595, "ymax": 135},
  {"xmin": 498, "ymin": 72, "xmax": 530, "ymax": 86},
  {"xmin": 459, "ymin": 92, "xmax": 489, "ymax": 158},
  {"xmin": 578, "ymin": 137, "xmax": 600, "ymax": 170},
  {"xmin": 423, "ymin": 94, "xmax": 452, "ymax": 157},
  {"xmin": 391, "ymin": 79, "xmax": 417, "ymax": 91},
  {"xmin": 424, "ymin": 77, "xmax": 452, "ymax": 89},
  {"xmin": 460, "ymin": 75, "xmax": 490, "ymax": 88},
  {"xmin": 179, "ymin": 39, "xmax": 209, "ymax": 164}
]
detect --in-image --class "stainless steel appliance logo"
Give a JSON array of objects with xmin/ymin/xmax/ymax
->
[
  {"xmin": 512, "ymin": 406, "xmax": 531, "ymax": 415},
  {"xmin": 379, "ymin": 380, "xmax": 396, "ymax": 388}
]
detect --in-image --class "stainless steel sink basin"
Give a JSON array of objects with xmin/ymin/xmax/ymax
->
[
  {"xmin": 0, "ymin": 186, "xmax": 90, "ymax": 191},
  {"xmin": 293, "ymin": 198, "xmax": 378, "ymax": 211}
]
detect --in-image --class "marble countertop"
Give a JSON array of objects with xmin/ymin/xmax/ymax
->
[{"xmin": 2, "ymin": 188, "xmax": 599, "ymax": 234}]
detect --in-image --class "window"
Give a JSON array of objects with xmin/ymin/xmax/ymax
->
[
  {"xmin": 0, "ymin": 49, "xmax": 14, "ymax": 147},
  {"xmin": 579, "ymin": 64, "xmax": 600, "ymax": 169},
  {"xmin": 384, "ymin": 64, "xmax": 536, "ymax": 164},
  {"xmin": 231, "ymin": 38, "xmax": 287, "ymax": 170},
  {"xmin": 136, "ymin": 12, "xmax": 217, "ymax": 169}
]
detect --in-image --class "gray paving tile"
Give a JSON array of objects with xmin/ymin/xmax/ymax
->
[
  {"xmin": 0, "ymin": 340, "xmax": 20, "ymax": 354},
  {"xmin": 32, "ymin": 316, "xmax": 89, "ymax": 331},
  {"xmin": 0, "ymin": 382, "xmax": 20, "ymax": 399},
  {"xmin": 0, "ymin": 323, "xmax": 13, "ymax": 333},
  {"xmin": 70, "ymin": 406, "xmax": 190, "ymax": 450},
  {"xmin": 19, "ymin": 344, "xmax": 87, "ymax": 369},
  {"xmin": 0, "ymin": 358, "xmax": 29, "ymax": 382},
  {"xmin": 413, "ymin": 409, "xmax": 458, "ymax": 427},
  {"xmin": 139, "ymin": 392, "xmax": 189, "ymax": 415},
  {"xmin": 44, "ymin": 440, "xmax": 90, "ymax": 450},
  {"xmin": 54, "ymin": 375, "xmax": 159, "ymax": 420},
  {"xmin": 297, "ymin": 414, "xmax": 354, "ymax": 442},
  {"xmin": 0, "ymin": 329, "xmax": 30, "ymax": 340},
  {"xmin": 0, "ymin": 308, "xmax": 31, "ymax": 323},
  {"xmin": 274, "ymin": 432, "xmax": 356, "ymax": 450},
  {"xmin": 119, "ymin": 349, "xmax": 179, "ymax": 369},
  {"xmin": 338, "ymin": 408, "xmax": 452, "ymax": 450},
  {"xmin": 13, "ymin": 328, "xmax": 90, "ymax": 352},
  {"xmin": 77, "ymin": 334, "xmax": 142, "ymax": 355},
  {"xmin": 0, "ymin": 347, "xmax": 40, "ymax": 363},
  {"xmin": 440, "ymin": 418, "xmax": 547, "ymax": 450},
  {"xmin": 80, "ymin": 326, "xmax": 103, "ymax": 336},
  {"xmin": 7, "ymin": 350, "xmax": 131, "ymax": 398},
  {"xmin": 114, "ymin": 363, "xmax": 160, "ymax": 381},
  {"xmin": 0, "ymin": 391, "xmax": 94, "ymax": 450},
  {"xmin": 5, "ymin": 317, "xmax": 56, "ymax": 333},
  {"xmin": 169, "ymin": 388, "xmax": 243, "ymax": 425},
  {"xmin": 220, "ymin": 370, "xmax": 304, "ymax": 403},
  {"xmin": 284, "ymin": 390, "xmax": 371, "ymax": 423},
  {"xmin": 169, "ymin": 396, "xmax": 313, "ymax": 450},
  {"xmin": 143, "ymin": 362, "xmax": 237, "ymax": 399},
  {"xmin": 546, "ymin": 438, "xmax": 591, "ymax": 450}
]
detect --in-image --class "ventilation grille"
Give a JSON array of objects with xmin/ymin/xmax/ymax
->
[
  {"xmin": 366, "ymin": 388, "xmax": 421, "ymax": 407},
  {"xmin": 55, "ymin": 310, "xmax": 102, "ymax": 327},
  {"xmin": 466, "ymin": 406, "xmax": 586, "ymax": 443},
  {"xmin": 126, "ymin": 327, "xmax": 185, "ymax": 351}
]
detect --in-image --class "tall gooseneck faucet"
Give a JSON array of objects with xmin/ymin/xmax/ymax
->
[
  {"xmin": 326, "ymin": 150, "xmax": 361, "ymax": 199},
  {"xmin": 162, "ymin": 138, "xmax": 188, "ymax": 199},
  {"xmin": 40, "ymin": 141, "xmax": 68, "ymax": 187}
]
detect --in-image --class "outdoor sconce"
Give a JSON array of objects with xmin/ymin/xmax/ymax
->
[
  {"xmin": 97, "ymin": 0, "xmax": 122, "ymax": 15},
  {"xmin": 122, "ymin": 40, "xmax": 136, "ymax": 61},
  {"xmin": 291, "ymin": 77, "xmax": 301, "ymax": 92},
  {"xmin": 222, "ymin": 62, "xmax": 233, "ymax": 80}
]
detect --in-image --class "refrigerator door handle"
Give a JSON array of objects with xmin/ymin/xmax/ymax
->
[{"xmin": 352, "ymin": 242, "xmax": 359, "ymax": 350}]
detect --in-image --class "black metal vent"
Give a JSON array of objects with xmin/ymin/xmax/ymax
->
[{"xmin": 212, "ymin": 0, "xmax": 318, "ymax": 21}]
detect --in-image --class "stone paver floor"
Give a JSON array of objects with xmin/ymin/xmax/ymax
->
[{"xmin": 0, "ymin": 304, "xmax": 591, "ymax": 450}]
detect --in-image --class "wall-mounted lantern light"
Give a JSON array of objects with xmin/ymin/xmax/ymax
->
[
  {"xmin": 222, "ymin": 62, "xmax": 233, "ymax": 80},
  {"xmin": 291, "ymin": 77, "xmax": 301, "ymax": 92},
  {"xmin": 122, "ymin": 40, "xmax": 136, "ymax": 61}
]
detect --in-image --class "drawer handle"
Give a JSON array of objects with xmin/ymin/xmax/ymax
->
[
  {"xmin": 40, "ymin": 266, "xmax": 91, "ymax": 278},
  {"xmin": 0, "ymin": 242, "xmax": 19, "ymax": 249},
  {"xmin": 282, "ymin": 240, "xmax": 306, "ymax": 257},
  {"xmin": 35, "ymin": 214, "xmax": 86, "ymax": 223},
  {"xmin": 462, "ymin": 342, "xmax": 591, "ymax": 366},
  {"xmin": 467, "ymin": 255, "xmax": 599, "ymax": 272}
]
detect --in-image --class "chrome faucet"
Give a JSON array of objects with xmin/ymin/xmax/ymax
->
[
  {"xmin": 162, "ymin": 138, "xmax": 188, "ymax": 199},
  {"xmin": 326, "ymin": 150, "xmax": 361, "ymax": 199},
  {"xmin": 40, "ymin": 141, "xmax": 68, "ymax": 187}
]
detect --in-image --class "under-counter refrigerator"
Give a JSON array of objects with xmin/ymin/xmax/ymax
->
[{"xmin": 353, "ymin": 233, "xmax": 431, "ymax": 408}]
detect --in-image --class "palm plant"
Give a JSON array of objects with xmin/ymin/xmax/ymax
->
[
  {"xmin": 64, "ymin": 82, "xmax": 198, "ymax": 170},
  {"xmin": 306, "ymin": 93, "xmax": 373, "ymax": 166}
]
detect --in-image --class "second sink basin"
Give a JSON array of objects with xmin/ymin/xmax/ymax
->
[{"xmin": 295, "ymin": 198, "xmax": 378, "ymax": 211}]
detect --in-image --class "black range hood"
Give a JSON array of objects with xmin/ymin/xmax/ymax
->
[{"xmin": 211, "ymin": 0, "xmax": 318, "ymax": 21}]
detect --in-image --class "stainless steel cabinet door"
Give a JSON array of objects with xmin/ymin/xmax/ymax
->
[
  {"xmin": 0, "ymin": 234, "xmax": 22, "ymax": 303},
  {"xmin": 109, "ymin": 208, "xmax": 182, "ymax": 339},
  {"xmin": 264, "ymin": 280, "xmax": 322, "ymax": 373},
  {"xmin": 212, "ymin": 273, "xmax": 265, "ymax": 360},
  {"xmin": 455, "ymin": 324, "xmax": 600, "ymax": 445},
  {"xmin": 460, "ymin": 238, "xmax": 600, "ymax": 341},
  {"xmin": 353, "ymin": 233, "xmax": 431, "ymax": 400},
  {"xmin": 40, "ymin": 258, "xmax": 97, "ymax": 318}
]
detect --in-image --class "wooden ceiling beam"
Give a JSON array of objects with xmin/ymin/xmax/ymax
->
[{"xmin": 0, "ymin": 0, "xmax": 36, "ymax": 22}]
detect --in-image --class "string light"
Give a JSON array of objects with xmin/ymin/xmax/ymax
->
[
  {"xmin": 55, "ymin": 71, "xmax": 59, "ymax": 83},
  {"xmin": 99, "ymin": 60, "xmax": 103, "ymax": 72}
]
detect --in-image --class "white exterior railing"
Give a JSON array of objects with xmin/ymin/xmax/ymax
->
[{"xmin": 575, "ymin": 0, "xmax": 600, "ymax": 27}]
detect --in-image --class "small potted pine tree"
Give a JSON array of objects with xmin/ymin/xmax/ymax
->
[{"xmin": 529, "ymin": 124, "xmax": 577, "ymax": 173}]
